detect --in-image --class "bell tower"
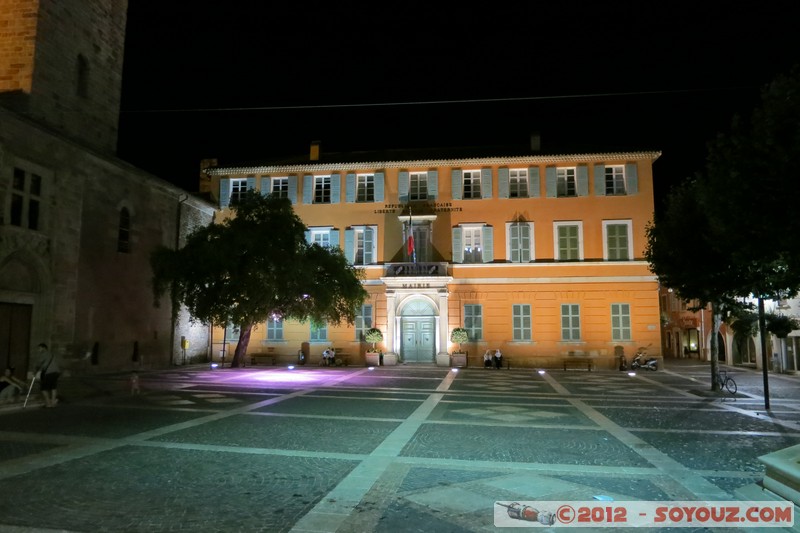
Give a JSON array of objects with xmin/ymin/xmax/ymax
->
[{"xmin": 0, "ymin": 0, "xmax": 129, "ymax": 154}]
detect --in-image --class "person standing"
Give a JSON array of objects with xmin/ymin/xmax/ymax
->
[{"xmin": 34, "ymin": 343, "xmax": 60, "ymax": 408}]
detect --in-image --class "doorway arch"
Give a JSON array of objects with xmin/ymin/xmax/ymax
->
[{"xmin": 398, "ymin": 298, "xmax": 436, "ymax": 363}]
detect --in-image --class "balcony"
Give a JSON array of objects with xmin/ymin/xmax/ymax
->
[{"xmin": 384, "ymin": 262, "xmax": 448, "ymax": 277}]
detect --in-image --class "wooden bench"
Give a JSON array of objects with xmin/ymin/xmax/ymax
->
[
  {"xmin": 563, "ymin": 357, "xmax": 594, "ymax": 371},
  {"xmin": 250, "ymin": 354, "xmax": 276, "ymax": 366}
]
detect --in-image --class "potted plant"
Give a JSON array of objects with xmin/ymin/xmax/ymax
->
[
  {"xmin": 450, "ymin": 327, "xmax": 469, "ymax": 367},
  {"xmin": 364, "ymin": 327, "xmax": 383, "ymax": 366}
]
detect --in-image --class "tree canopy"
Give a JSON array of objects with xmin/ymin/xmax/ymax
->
[{"xmin": 151, "ymin": 192, "xmax": 368, "ymax": 367}]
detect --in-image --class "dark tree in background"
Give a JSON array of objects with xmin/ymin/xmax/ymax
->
[
  {"xmin": 646, "ymin": 65, "xmax": 800, "ymax": 405},
  {"xmin": 151, "ymin": 192, "xmax": 368, "ymax": 367}
]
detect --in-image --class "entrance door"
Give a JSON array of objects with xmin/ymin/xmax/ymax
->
[
  {"xmin": 402, "ymin": 318, "xmax": 435, "ymax": 363},
  {"xmin": 0, "ymin": 303, "xmax": 32, "ymax": 373}
]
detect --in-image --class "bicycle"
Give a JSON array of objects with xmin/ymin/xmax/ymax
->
[{"xmin": 714, "ymin": 369, "xmax": 737, "ymax": 395}]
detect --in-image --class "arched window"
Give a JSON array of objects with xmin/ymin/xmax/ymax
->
[{"xmin": 117, "ymin": 208, "xmax": 130, "ymax": 253}]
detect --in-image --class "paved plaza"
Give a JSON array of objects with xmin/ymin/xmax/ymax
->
[{"xmin": 1, "ymin": 359, "xmax": 800, "ymax": 532}]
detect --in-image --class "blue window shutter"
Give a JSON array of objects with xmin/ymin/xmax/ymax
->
[
  {"xmin": 545, "ymin": 167, "xmax": 557, "ymax": 198},
  {"xmin": 330, "ymin": 229, "xmax": 340, "ymax": 249},
  {"xmin": 364, "ymin": 227, "xmax": 374, "ymax": 263},
  {"xmin": 220, "ymin": 178, "xmax": 230, "ymax": 207},
  {"xmin": 345, "ymin": 173, "xmax": 356, "ymax": 203},
  {"xmin": 625, "ymin": 163, "xmax": 638, "ymax": 194},
  {"xmin": 398, "ymin": 171, "xmax": 409, "ymax": 203},
  {"xmin": 451, "ymin": 169, "xmax": 463, "ymax": 200},
  {"xmin": 304, "ymin": 230, "xmax": 311, "ymax": 243},
  {"xmin": 344, "ymin": 229, "xmax": 354, "ymax": 263},
  {"xmin": 427, "ymin": 170, "xmax": 438, "ymax": 200},
  {"xmin": 452, "ymin": 227, "xmax": 463, "ymax": 263},
  {"xmin": 498, "ymin": 167, "xmax": 509, "ymax": 199},
  {"xmin": 288, "ymin": 175, "xmax": 298, "ymax": 204},
  {"xmin": 529, "ymin": 167, "xmax": 540, "ymax": 198},
  {"xmin": 331, "ymin": 173, "xmax": 341, "ymax": 204},
  {"xmin": 481, "ymin": 168, "xmax": 492, "ymax": 199},
  {"xmin": 594, "ymin": 164, "xmax": 606, "ymax": 196},
  {"xmin": 246, "ymin": 177, "xmax": 256, "ymax": 192},
  {"xmin": 576, "ymin": 165, "xmax": 588, "ymax": 196},
  {"xmin": 375, "ymin": 172, "xmax": 385, "ymax": 202},
  {"xmin": 521, "ymin": 223, "xmax": 532, "ymax": 262},
  {"xmin": 303, "ymin": 175, "xmax": 313, "ymax": 204},
  {"xmin": 260, "ymin": 176, "xmax": 270, "ymax": 196},
  {"xmin": 510, "ymin": 223, "xmax": 520, "ymax": 262},
  {"xmin": 482, "ymin": 226, "xmax": 494, "ymax": 262}
]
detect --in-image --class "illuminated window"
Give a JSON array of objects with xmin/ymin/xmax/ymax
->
[
  {"xmin": 310, "ymin": 322, "xmax": 328, "ymax": 342},
  {"xmin": 309, "ymin": 228, "xmax": 332, "ymax": 248},
  {"xmin": 353, "ymin": 227, "xmax": 375, "ymax": 265},
  {"xmin": 556, "ymin": 168, "xmax": 576, "ymax": 197},
  {"xmin": 463, "ymin": 226, "xmax": 483, "ymax": 264},
  {"xmin": 267, "ymin": 316, "xmax": 283, "ymax": 340}
]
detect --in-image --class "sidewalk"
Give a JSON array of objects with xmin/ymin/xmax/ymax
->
[{"xmin": 0, "ymin": 361, "xmax": 798, "ymax": 532}]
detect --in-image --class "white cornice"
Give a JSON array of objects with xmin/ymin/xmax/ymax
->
[{"xmin": 205, "ymin": 151, "xmax": 662, "ymax": 176}]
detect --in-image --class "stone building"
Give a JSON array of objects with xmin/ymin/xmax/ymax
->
[{"xmin": 0, "ymin": 0, "xmax": 214, "ymax": 375}]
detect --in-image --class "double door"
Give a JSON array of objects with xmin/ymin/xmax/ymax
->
[{"xmin": 402, "ymin": 318, "xmax": 435, "ymax": 363}]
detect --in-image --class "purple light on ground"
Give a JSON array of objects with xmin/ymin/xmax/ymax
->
[{"xmin": 222, "ymin": 370, "xmax": 333, "ymax": 385}]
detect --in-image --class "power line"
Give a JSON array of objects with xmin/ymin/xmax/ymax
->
[{"xmin": 122, "ymin": 86, "xmax": 752, "ymax": 114}]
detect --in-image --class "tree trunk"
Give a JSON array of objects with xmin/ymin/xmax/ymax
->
[
  {"xmin": 230, "ymin": 323, "xmax": 253, "ymax": 368},
  {"xmin": 710, "ymin": 302, "xmax": 720, "ymax": 391}
]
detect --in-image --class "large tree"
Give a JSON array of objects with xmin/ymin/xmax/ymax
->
[
  {"xmin": 151, "ymin": 192, "xmax": 368, "ymax": 367},
  {"xmin": 647, "ymin": 65, "xmax": 800, "ymax": 403}
]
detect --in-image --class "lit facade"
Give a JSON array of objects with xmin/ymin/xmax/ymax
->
[{"xmin": 204, "ymin": 145, "xmax": 662, "ymax": 369}]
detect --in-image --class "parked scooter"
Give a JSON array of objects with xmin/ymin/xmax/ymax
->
[{"xmin": 630, "ymin": 348, "xmax": 658, "ymax": 371}]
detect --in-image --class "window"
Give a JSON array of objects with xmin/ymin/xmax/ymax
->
[
  {"xmin": 225, "ymin": 324, "xmax": 240, "ymax": 342},
  {"xmin": 561, "ymin": 304, "xmax": 580, "ymax": 341},
  {"xmin": 355, "ymin": 304, "xmax": 373, "ymax": 341},
  {"xmin": 603, "ymin": 221, "xmax": 632, "ymax": 260},
  {"xmin": 463, "ymin": 170, "xmax": 481, "ymax": 199},
  {"xmin": 605, "ymin": 166, "xmax": 626, "ymax": 195},
  {"xmin": 309, "ymin": 229, "xmax": 332, "ymax": 248},
  {"xmin": 356, "ymin": 174, "xmax": 375, "ymax": 202},
  {"xmin": 230, "ymin": 178, "xmax": 248, "ymax": 205},
  {"xmin": 464, "ymin": 304, "xmax": 483, "ymax": 341},
  {"xmin": 513, "ymin": 304, "xmax": 532, "ymax": 341},
  {"xmin": 556, "ymin": 168, "xmax": 576, "ymax": 197},
  {"xmin": 509, "ymin": 169, "xmax": 529, "ymax": 198},
  {"xmin": 270, "ymin": 177, "xmax": 289, "ymax": 199},
  {"xmin": 267, "ymin": 316, "xmax": 284, "ymax": 340},
  {"xmin": 310, "ymin": 322, "xmax": 328, "ymax": 342},
  {"xmin": 554, "ymin": 222, "xmax": 582, "ymax": 261},
  {"xmin": 9, "ymin": 167, "xmax": 42, "ymax": 230},
  {"xmin": 314, "ymin": 176, "xmax": 331, "ymax": 204},
  {"xmin": 354, "ymin": 227, "xmax": 375, "ymax": 265},
  {"xmin": 507, "ymin": 222, "xmax": 533, "ymax": 263},
  {"xmin": 117, "ymin": 208, "xmax": 131, "ymax": 253},
  {"xmin": 463, "ymin": 226, "xmax": 483, "ymax": 263},
  {"xmin": 611, "ymin": 303, "xmax": 631, "ymax": 341},
  {"xmin": 409, "ymin": 172, "xmax": 428, "ymax": 201}
]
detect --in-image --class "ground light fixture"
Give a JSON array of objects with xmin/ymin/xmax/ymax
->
[
  {"xmin": 451, "ymin": 368, "xmax": 459, "ymax": 373},
  {"xmin": 628, "ymin": 372, "xmax": 637, "ymax": 377},
  {"xmin": 288, "ymin": 365, "xmax": 295, "ymax": 370},
  {"xmin": 537, "ymin": 370, "xmax": 546, "ymax": 375},
  {"xmin": 368, "ymin": 366, "xmax": 375, "ymax": 370}
]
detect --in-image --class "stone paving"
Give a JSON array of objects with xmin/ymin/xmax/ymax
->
[{"xmin": 0, "ymin": 360, "xmax": 799, "ymax": 532}]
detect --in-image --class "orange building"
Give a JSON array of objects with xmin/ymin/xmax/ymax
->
[{"xmin": 202, "ymin": 143, "xmax": 662, "ymax": 369}]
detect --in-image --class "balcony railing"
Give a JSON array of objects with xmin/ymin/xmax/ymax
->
[{"xmin": 384, "ymin": 262, "xmax": 447, "ymax": 277}]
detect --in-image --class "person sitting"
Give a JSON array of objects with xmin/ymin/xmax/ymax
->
[
  {"xmin": 0, "ymin": 366, "xmax": 26, "ymax": 404},
  {"xmin": 483, "ymin": 350, "xmax": 493, "ymax": 368},
  {"xmin": 493, "ymin": 349, "xmax": 503, "ymax": 369}
]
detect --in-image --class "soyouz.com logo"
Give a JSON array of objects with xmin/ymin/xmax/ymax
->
[{"xmin": 494, "ymin": 501, "xmax": 794, "ymax": 528}]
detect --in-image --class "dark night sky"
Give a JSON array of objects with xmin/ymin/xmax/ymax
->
[{"xmin": 116, "ymin": 2, "xmax": 799, "ymax": 202}]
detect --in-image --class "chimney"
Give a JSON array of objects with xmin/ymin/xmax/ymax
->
[
  {"xmin": 310, "ymin": 140, "xmax": 321, "ymax": 161},
  {"xmin": 530, "ymin": 133, "xmax": 541, "ymax": 152}
]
